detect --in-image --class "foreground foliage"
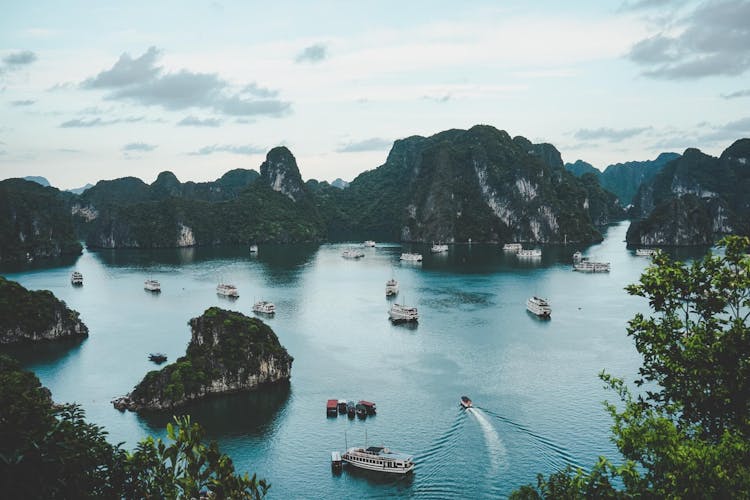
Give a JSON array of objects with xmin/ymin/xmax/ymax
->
[{"xmin": 511, "ymin": 236, "xmax": 750, "ymax": 498}]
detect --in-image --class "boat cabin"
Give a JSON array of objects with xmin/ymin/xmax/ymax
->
[
  {"xmin": 358, "ymin": 400, "xmax": 377, "ymax": 415},
  {"xmin": 326, "ymin": 399, "xmax": 338, "ymax": 417}
]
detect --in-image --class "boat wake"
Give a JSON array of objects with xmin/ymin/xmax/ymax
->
[
  {"xmin": 467, "ymin": 407, "xmax": 507, "ymax": 474},
  {"xmin": 413, "ymin": 411, "xmax": 466, "ymax": 499}
]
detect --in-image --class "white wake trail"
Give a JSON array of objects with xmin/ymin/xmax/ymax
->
[{"xmin": 468, "ymin": 407, "xmax": 506, "ymax": 473}]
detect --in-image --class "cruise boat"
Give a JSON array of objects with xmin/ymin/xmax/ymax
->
[
  {"xmin": 389, "ymin": 303, "xmax": 419, "ymax": 323},
  {"xmin": 216, "ymin": 283, "xmax": 239, "ymax": 297},
  {"xmin": 144, "ymin": 279, "xmax": 161, "ymax": 292},
  {"xmin": 342, "ymin": 446, "xmax": 415, "ymax": 474},
  {"xmin": 252, "ymin": 300, "xmax": 276, "ymax": 315},
  {"xmin": 517, "ymin": 249, "xmax": 542, "ymax": 259},
  {"xmin": 502, "ymin": 243, "xmax": 523, "ymax": 253},
  {"xmin": 249, "ymin": 244, "xmax": 258, "ymax": 253},
  {"xmin": 460, "ymin": 396, "xmax": 473, "ymax": 409},
  {"xmin": 636, "ymin": 248, "xmax": 657, "ymax": 257},
  {"xmin": 526, "ymin": 296, "xmax": 551, "ymax": 318},
  {"xmin": 400, "ymin": 252, "xmax": 423, "ymax": 262},
  {"xmin": 342, "ymin": 248, "xmax": 365, "ymax": 259},
  {"xmin": 363, "ymin": 240, "xmax": 376, "ymax": 247},
  {"xmin": 70, "ymin": 271, "xmax": 83, "ymax": 286},
  {"xmin": 573, "ymin": 261, "xmax": 611, "ymax": 273},
  {"xmin": 385, "ymin": 278, "xmax": 399, "ymax": 297},
  {"xmin": 430, "ymin": 243, "xmax": 448, "ymax": 253}
]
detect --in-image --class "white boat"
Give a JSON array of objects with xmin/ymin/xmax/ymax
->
[
  {"xmin": 385, "ymin": 278, "xmax": 399, "ymax": 297},
  {"xmin": 342, "ymin": 248, "xmax": 365, "ymax": 259},
  {"xmin": 389, "ymin": 303, "xmax": 418, "ymax": 322},
  {"xmin": 517, "ymin": 249, "xmax": 542, "ymax": 259},
  {"xmin": 249, "ymin": 244, "xmax": 258, "ymax": 253},
  {"xmin": 636, "ymin": 248, "xmax": 657, "ymax": 257},
  {"xmin": 216, "ymin": 283, "xmax": 239, "ymax": 297},
  {"xmin": 400, "ymin": 252, "xmax": 423, "ymax": 262},
  {"xmin": 430, "ymin": 243, "xmax": 448, "ymax": 253},
  {"xmin": 70, "ymin": 271, "xmax": 83, "ymax": 286},
  {"xmin": 526, "ymin": 296, "xmax": 551, "ymax": 318},
  {"xmin": 144, "ymin": 279, "xmax": 161, "ymax": 292},
  {"xmin": 573, "ymin": 261, "xmax": 610, "ymax": 273},
  {"xmin": 460, "ymin": 395, "xmax": 473, "ymax": 409},
  {"xmin": 252, "ymin": 300, "xmax": 275, "ymax": 314},
  {"xmin": 502, "ymin": 243, "xmax": 522, "ymax": 253},
  {"xmin": 342, "ymin": 446, "xmax": 415, "ymax": 474},
  {"xmin": 363, "ymin": 240, "xmax": 376, "ymax": 247},
  {"xmin": 573, "ymin": 251, "xmax": 583, "ymax": 263}
]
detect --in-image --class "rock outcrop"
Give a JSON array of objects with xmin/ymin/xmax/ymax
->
[
  {"xmin": 113, "ymin": 307, "xmax": 292, "ymax": 412},
  {"xmin": 0, "ymin": 277, "xmax": 88, "ymax": 344},
  {"xmin": 259, "ymin": 147, "xmax": 308, "ymax": 202}
]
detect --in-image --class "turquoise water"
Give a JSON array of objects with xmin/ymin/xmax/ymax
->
[{"xmin": 0, "ymin": 222, "xmax": 709, "ymax": 498}]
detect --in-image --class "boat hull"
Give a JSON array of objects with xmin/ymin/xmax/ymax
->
[{"xmin": 342, "ymin": 459, "xmax": 414, "ymax": 474}]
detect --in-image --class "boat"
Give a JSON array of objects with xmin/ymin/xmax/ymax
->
[
  {"xmin": 355, "ymin": 402, "xmax": 368, "ymax": 419},
  {"xmin": 216, "ymin": 283, "xmax": 239, "ymax": 297},
  {"xmin": 573, "ymin": 251, "xmax": 583, "ymax": 263},
  {"xmin": 526, "ymin": 296, "xmax": 551, "ymax": 318},
  {"xmin": 430, "ymin": 243, "xmax": 448, "ymax": 253},
  {"xmin": 517, "ymin": 249, "xmax": 542, "ymax": 259},
  {"xmin": 389, "ymin": 303, "xmax": 418, "ymax": 323},
  {"xmin": 502, "ymin": 243, "xmax": 523, "ymax": 253},
  {"xmin": 331, "ymin": 451, "xmax": 343, "ymax": 472},
  {"xmin": 249, "ymin": 244, "xmax": 258, "ymax": 253},
  {"xmin": 346, "ymin": 400, "xmax": 356, "ymax": 419},
  {"xmin": 358, "ymin": 400, "xmax": 377, "ymax": 415},
  {"xmin": 252, "ymin": 300, "xmax": 276, "ymax": 315},
  {"xmin": 70, "ymin": 271, "xmax": 83, "ymax": 286},
  {"xmin": 460, "ymin": 396, "xmax": 473, "ymax": 409},
  {"xmin": 636, "ymin": 248, "xmax": 657, "ymax": 257},
  {"xmin": 148, "ymin": 353, "xmax": 167, "ymax": 364},
  {"xmin": 342, "ymin": 248, "xmax": 365, "ymax": 259},
  {"xmin": 573, "ymin": 261, "xmax": 611, "ymax": 273},
  {"xmin": 400, "ymin": 252, "xmax": 423, "ymax": 262},
  {"xmin": 326, "ymin": 399, "xmax": 338, "ymax": 417},
  {"xmin": 144, "ymin": 279, "xmax": 161, "ymax": 292},
  {"xmin": 337, "ymin": 399, "xmax": 348, "ymax": 414},
  {"xmin": 342, "ymin": 446, "xmax": 415, "ymax": 474},
  {"xmin": 385, "ymin": 278, "xmax": 399, "ymax": 297},
  {"xmin": 363, "ymin": 240, "xmax": 376, "ymax": 247}
]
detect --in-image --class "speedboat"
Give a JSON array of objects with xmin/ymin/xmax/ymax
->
[{"xmin": 460, "ymin": 396, "xmax": 473, "ymax": 409}]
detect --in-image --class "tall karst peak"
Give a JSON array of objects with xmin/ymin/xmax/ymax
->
[{"xmin": 260, "ymin": 146, "xmax": 306, "ymax": 202}]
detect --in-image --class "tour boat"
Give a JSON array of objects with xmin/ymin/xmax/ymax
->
[
  {"xmin": 389, "ymin": 303, "xmax": 419, "ymax": 323},
  {"xmin": 526, "ymin": 296, "xmax": 551, "ymax": 318},
  {"xmin": 430, "ymin": 243, "xmax": 448, "ymax": 253},
  {"xmin": 252, "ymin": 300, "xmax": 276, "ymax": 315},
  {"xmin": 636, "ymin": 248, "xmax": 657, "ymax": 257},
  {"xmin": 342, "ymin": 248, "xmax": 365, "ymax": 259},
  {"xmin": 502, "ymin": 243, "xmax": 523, "ymax": 253},
  {"xmin": 400, "ymin": 252, "xmax": 423, "ymax": 262},
  {"xmin": 385, "ymin": 278, "xmax": 399, "ymax": 297},
  {"xmin": 573, "ymin": 261, "xmax": 610, "ymax": 273},
  {"xmin": 363, "ymin": 240, "xmax": 376, "ymax": 247},
  {"xmin": 573, "ymin": 251, "xmax": 583, "ymax": 263},
  {"xmin": 517, "ymin": 249, "xmax": 542, "ymax": 259},
  {"xmin": 326, "ymin": 399, "xmax": 338, "ymax": 417},
  {"xmin": 70, "ymin": 271, "xmax": 83, "ymax": 286},
  {"xmin": 148, "ymin": 353, "xmax": 167, "ymax": 364},
  {"xmin": 249, "ymin": 244, "xmax": 258, "ymax": 253},
  {"xmin": 342, "ymin": 446, "xmax": 415, "ymax": 474},
  {"xmin": 216, "ymin": 283, "xmax": 239, "ymax": 297},
  {"xmin": 460, "ymin": 395, "xmax": 473, "ymax": 409},
  {"xmin": 144, "ymin": 279, "xmax": 161, "ymax": 292}
]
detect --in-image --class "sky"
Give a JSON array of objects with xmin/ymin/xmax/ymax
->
[{"xmin": 1, "ymin": 0, "xmax": 749, "ymax": 189}]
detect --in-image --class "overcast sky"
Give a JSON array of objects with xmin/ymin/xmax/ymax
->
[{"xmin": 1, "ymin": 0, "xmax": 749, "ymax": 189}]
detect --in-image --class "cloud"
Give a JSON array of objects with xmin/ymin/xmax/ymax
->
[
  {"xmin": 423, "ymin": 94, "xmax": 451, "ymax": 103},
  {"xmin": 619, "ymin": 0, "xmax": 683, "ymax": 11},
  {"xmin": 59, "ymin": 116, "xmax": 146, "ymax": 127},
  {"xmin": 574, "ymin": 127, "xmax": 651, "ymax": 142},
  {"xmin": 627, "ymin": 0, "xmax": 750, "ymax": 79},
  {"xmin": 58, "ymin": 148, "xmax": 81, "ymax": 153},
  {"xmin": 697, "ymin": 116, "xmax": 750, "ymax": 142},
  {"xmin": 80, "ymin": 47, "xmax": 290, "ymax": 118},
  {"xmin": 122, "ymin": 142, "xmax": 157, "ymax": 152},
  {"xmin": 177, "ymin": 115, "xmax": 222, "ymax": 127},
  {"xmin": 187, "ymin": 144, "xmax": 264, "ymax": 156},
  {"xmin": 337, "ymin": 137, "xmax": 392, "ymax": 152},
  {"xmin": 295, "ymin": 43, "xmax": 328, "ymax": 63},
  {"xmin": 10, "ymin": 99, "xmax": 35, "ymax": 106},
  {"xmin": 1, "ymin": 50, "xmax": 38, "ymax": 77},
  {"xmin": 722, "ymin": 89, "xmax": 750, "ymax": 99}
]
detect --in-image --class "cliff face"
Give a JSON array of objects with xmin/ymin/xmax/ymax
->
[
  {"xmin": 115, "ymin": 307, "xmax": 292, "ymax": 412},
  {"xmin": 0, "ymin": 179, "xmax": 82, "ymax": 263},
  {"xmin": 0, "ymin": 277, "xmax": 88, "ymax": 344},
  {"xmin": 627, "ymin": 140, "xmax": 750, "ymax": 246},
  {"xmin": 259, "ymin": 147, "xmax": 307, "ymax": 202}
]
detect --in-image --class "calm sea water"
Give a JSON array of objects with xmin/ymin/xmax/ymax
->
[{"xmin": 1, "ymin": 222, "xmax": 709, "ymax": 498}]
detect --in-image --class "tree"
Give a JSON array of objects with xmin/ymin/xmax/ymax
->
[{"xmin": 511, "ymin": 236, "xmax": 750, "ymax": 498}]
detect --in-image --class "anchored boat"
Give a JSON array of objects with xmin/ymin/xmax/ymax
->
[
  {"xmin": 526, "ymin": 296, "xmax": 551, "ymax": 318},
  {"xmin": 363, "ymin": 240, "xmax": 376, "ymax": 247},
  {"xmin": 517, "ymin": 249, "xmax": 542, "ymax": 259},
  {"xmin": 389, "ymin": 303, "xmax": 418, "ymax": 323},
  {"xmin": 430, "ymin": 243, "xmax": 448, "ymax": 253},
  {"xmin": 144, "ymin": 279, "xmax": 161, "ymax": 292},
  {"xmin": 252, "ymin": 300, "xmax": 276, "ymax": 315},
  {"xmin": 216, "ymin": 283, "xmax": 239, "ymax": 297},
  {"xmin": 342, "ymin": 248, "xmax": 365, "ymax": 259},
  {"xmin": 400, "ymin": 252, "xmax": 423, "ymax": 262},
  {"xmin": 71, "ymin": 271, "xmax": 83, "ymax": 286},
  {"xmin": 636, "ymin": 248, "xmax": 657, "ymax": 257},
  {"xmin": 573, "ymin": 261, "xmax": 610, "ymax": 273},
  {"xmin": 342, "ymin": 446, "xmax": 415, "ymax": 474},
  {"xmin": 502, "ymin": 243, "xmax": 522, "ymax": 253},
  {"xmin": 385, "ymin": 278, "xmax": 399, "ymax": 297}
]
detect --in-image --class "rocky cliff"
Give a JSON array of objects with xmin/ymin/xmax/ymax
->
[
  {"xmin": 113, "ymin": 307, "xmax": 292, "ymax": 412},
  {"xmin": 627, "ymin": 140, "xmax": 750, "ymax": 246},
  {"xmin": 0, "ymin": 277, "xmax": 88, "ymax": 344},
  {"xmin": 260, "ymin": 147, "xmax": 308, "ymax": 202}
]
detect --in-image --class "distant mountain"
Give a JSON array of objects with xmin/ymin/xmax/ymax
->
[
  {"xmin": 565, "ymin": 153, "xmax": 680, "ymax": 205},
  {"xmin": 331, "ymin": 178, "xmax": 349, "ymax": 189},
  {"xmin": 66, "ymin": 183, "xmax": 94, "ymax": 195},
  {"xmin": 22, "ymin": 176, "xmax": 50, "ymax": 187},
  {"xmin": 627, "ymin": 140, "xmax": 750, "ymax": 246}
]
